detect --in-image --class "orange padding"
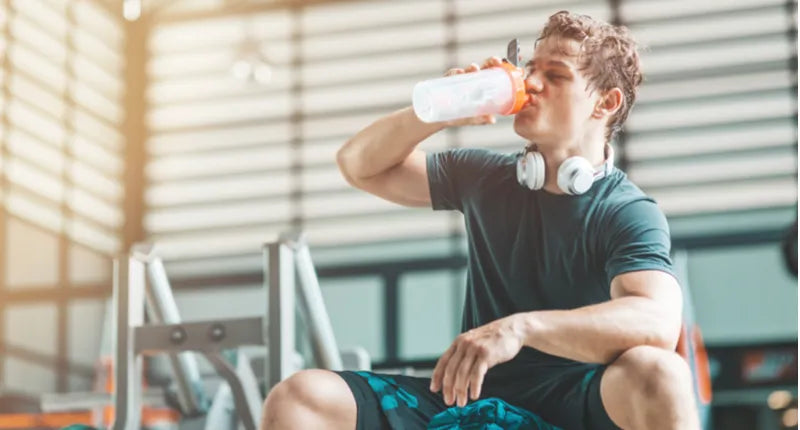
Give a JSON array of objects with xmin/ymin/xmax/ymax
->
[
  {"xmin": 0, "ymin": 407, "xmax": 180, "ymax": 429},
  {"xmin": 676, "ymin": 323, "xmax": 713, "ymax": 405},
  {"xmin": 0, "ymin": 412, "xmax": 92, "ymax": 428},
  {"xmin": 691, "ymin": 326, "xmax": 713, "ymax": 404}
]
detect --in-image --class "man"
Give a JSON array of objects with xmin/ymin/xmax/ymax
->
[{"xmin": 262, "ymin": 11, "xmax": 699, "ymax": 430}]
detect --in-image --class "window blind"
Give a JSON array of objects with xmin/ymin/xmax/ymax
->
[
  {"xmin": 146, "ymin": 0, "xmax": 797, "ymax": 274},
  {"xmin": 2, "ymin": 0, "xmax": 125, "ymax": 255}
]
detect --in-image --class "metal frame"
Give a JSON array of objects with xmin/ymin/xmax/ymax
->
[
  {"xmin": 133, "ymin": 244, "xmax": 208, "ymax": 416},
  {"xmin": 111, "ymin": 246, "xmax": 264, "ymax": 430},
  {"xmin": 112, "ymin": 255, "xmax": 145, "ymax": 430},
  {"xmin": 266, "ymin": 235, "xmax": 296, "ymax": 391},
  {"xmin": 266, "ymin": 232, "xmax": 344, "ymax": 389},
  {"xmin": 105, "ymin": 233, "xmax": 348, "ymax": 430}
]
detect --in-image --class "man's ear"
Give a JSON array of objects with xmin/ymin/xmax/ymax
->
[{"xmin": 592, "ymin": 88, "xmax": 623, "ymax": 119}]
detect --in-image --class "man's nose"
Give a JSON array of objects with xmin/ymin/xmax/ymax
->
[{"xmin": 524, "ymin": 74, "xmax": 543, "ymax": 94}]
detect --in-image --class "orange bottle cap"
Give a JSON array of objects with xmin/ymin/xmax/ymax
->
[{"xmin": 497, "ymin": 61, "xmax": 527, "ymax": 115}]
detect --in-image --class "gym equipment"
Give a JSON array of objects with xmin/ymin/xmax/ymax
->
[
  {"xmin": 110, "ymin": 244, "xmax": 260, "ymax": 430},
  {"xmin": 673, "ymin": 249, "xmax": 713, "ymax": 429},
  {"xmin": 40, "ymin": 232, "xmax": 370, "ymax": 430}
]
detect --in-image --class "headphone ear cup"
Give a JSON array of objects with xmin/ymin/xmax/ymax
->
[
  {"xmin": 516, "ymin": 154, "xmax": 527, "ymax": 186},
  {"xmin": 516, "ymin": 151, "xmax": 544, "ymax": 190},
  {"xmin": 526, "ymin": 151, "xmax": 545, "ymax": 190},
  {"xmin": 558, "ymin": 157, "xmax": 594, "ymax": 195}
]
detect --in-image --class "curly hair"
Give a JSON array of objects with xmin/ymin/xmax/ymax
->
[{"xmin": 537, "ymin": 11, "xmax": 644, "ymax": 143}]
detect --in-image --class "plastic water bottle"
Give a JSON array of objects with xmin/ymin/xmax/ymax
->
[{"xmin": 412, "ymin": 61, "xmax": 527, "ymax": 123}]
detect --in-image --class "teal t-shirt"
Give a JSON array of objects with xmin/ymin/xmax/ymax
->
[{"xmin": 427, "ymin": 148, "xmax": 676, "ymax": 376}]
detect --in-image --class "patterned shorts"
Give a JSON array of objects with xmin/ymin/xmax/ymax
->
[{"xmin": 335, "ymin": 362, "xmax": 619, "ymax": 430}]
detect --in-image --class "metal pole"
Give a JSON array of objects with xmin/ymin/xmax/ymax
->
[
  {"xmin": 133, "ymin": 244, "xmax": 207, "ymax": 415},
  {"xmin": 205, "ymin": 351, "xmax": 262, "ymax": 430},
  {"xmin": 111, "ymin": 255, "xmax": 145, "ymax": 430},
  {"xmin": 266, "ymin": 240, "xmax": 296, "ymax": 390},
  {"xmin": 293, "ymin": 238, "xmax": 343, "ymax": 371}
]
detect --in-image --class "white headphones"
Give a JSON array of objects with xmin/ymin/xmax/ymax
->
[{"xmin": 516, "ymin": 144, "xmax": 615, "ymax": 195}]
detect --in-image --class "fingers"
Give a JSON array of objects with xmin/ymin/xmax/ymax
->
[
  {"xmin": 481, "ymin": 56, "xmax": 503, "ymax": 69},
  {"xmin": 441, "ymin": 345, "xmax": 465, "ymax": 405},
  {"xmin": 444, "ymin": 67, "xmax": 462, "ymax": 77},
  {"xmin": 433, "ymin": 335, "xmax": 494, "ymax": 407},
  {"xmin": 452, "ymin": 352, "xmax": 476, "ymax": 407},
  {"xmin": 444, "ymin": 57, "xmax": 501, "ymax": 77},
  {"xmin": 466, "ymin": 115, "xmax": 496, "ymax": 127},
  {"xmin": 469, "ymin": 361, "xmax": 489, "ymax": 400},
  {"xmin": 439, "ymin": 340, "xmax": 490, "ymax": 406},
  {"xmin": 430, "ymin": 343, "xmax": 457, "ymax": 392},
  {"xmin": 444, "ymin": 63, "xmax": 478, "ymax": 77}
]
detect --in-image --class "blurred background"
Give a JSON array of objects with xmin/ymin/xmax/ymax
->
[{"xmin": 0, "ymin": 0, "xmax": 796, "ymax": 429}]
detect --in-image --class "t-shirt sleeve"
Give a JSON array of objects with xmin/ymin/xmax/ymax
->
[
  {"xmin": 426, "ymin": 148, "xmax": 501, "ymax": 212},
  {"xmin": 602, "ymin": 198, "xmax": 676, "ymax": 285}
]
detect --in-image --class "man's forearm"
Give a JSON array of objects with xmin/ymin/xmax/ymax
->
[
  {"xmin": 337, "ymin": 106, "xmax": 445, "ymax": 180},
  {"xmin": 517, "ymin": 296, "xmax": 681, "ymax": 364}
]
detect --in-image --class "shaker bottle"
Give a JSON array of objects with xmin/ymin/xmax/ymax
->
[{"xmin": 412, "ymin": 61, "xmax": 528, "ymax": 123}]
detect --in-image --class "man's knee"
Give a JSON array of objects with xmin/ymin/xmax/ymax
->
[
  {"xmin": 263, "ymin": 370, "xmax": 329, "ymax": 420},
  {"xmin": 611, "ymin": 345, "xmax": 693, "ymax": 399},
  {"xmin": 262, "ymin": 369, "xmax": 355, "ymax": 429},
  {"xmin": 265, "ymin": 370, "xmax": 320, "ymax": 409}
]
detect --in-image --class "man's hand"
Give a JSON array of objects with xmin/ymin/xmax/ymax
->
[{"xmin": 430, "ymin": 314, "xmax": 525, "ymax": 407}]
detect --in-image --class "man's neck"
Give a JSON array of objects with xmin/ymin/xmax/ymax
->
[{"xmin": 534, "ymin": 140, "xmax": 606, "ymax": 195}]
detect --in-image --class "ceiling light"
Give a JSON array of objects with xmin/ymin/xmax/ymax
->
[
  {"xmin": 253, "ymin": 63, "xmax": 272, "ymax": 85},
  {"xmin": 123, "ymin": 0, "xmax": 141, "ymax": 21},
  {"xmin": 231, "ymin": 60, "xmax": 253, "ymax": 81}
]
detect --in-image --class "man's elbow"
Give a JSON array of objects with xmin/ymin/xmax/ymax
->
[
  {"xmin": 336, "ymin": 143, "xmax": 362, "ymax": 187},
  {"xmin": 628, "ymin": 295, "xmax": 683, "ymax": 352},
  {"xmin": 648, "ymin": 311, "xmax": 683, "ymax": 352},
  {"xmin": 608, "ymin": 319, "xmax": 679, "ymax": 363},
  {"xmin": 648, "ymin": 331, "xmax": 678, "ymax": 352}
]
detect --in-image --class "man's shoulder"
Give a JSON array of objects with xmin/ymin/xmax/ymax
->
[
  {"xmin": 594, "ymin": 170, "xmax": 664, "ymax": 223},
  {"xmin": 598, "ymin": 169, "xmax": 650, "ymax": 201}
]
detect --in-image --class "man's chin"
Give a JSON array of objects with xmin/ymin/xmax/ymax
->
[{"xmin": 512, "ymin": 121, "xmax": 543, "ymax": 142}]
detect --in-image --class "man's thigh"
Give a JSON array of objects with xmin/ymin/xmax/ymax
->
[
  {"xmin": 483, "ymin": 363, "xmax": 619, "ymax": 430},
  {"xmin": 336, "ymin": 370, "xmax": 448, "ymax": 430}
]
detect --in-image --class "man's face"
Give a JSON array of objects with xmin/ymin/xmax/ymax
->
[{"xmin": 513, "ymin": 36, "xmax": 603, "ymax": 146}]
